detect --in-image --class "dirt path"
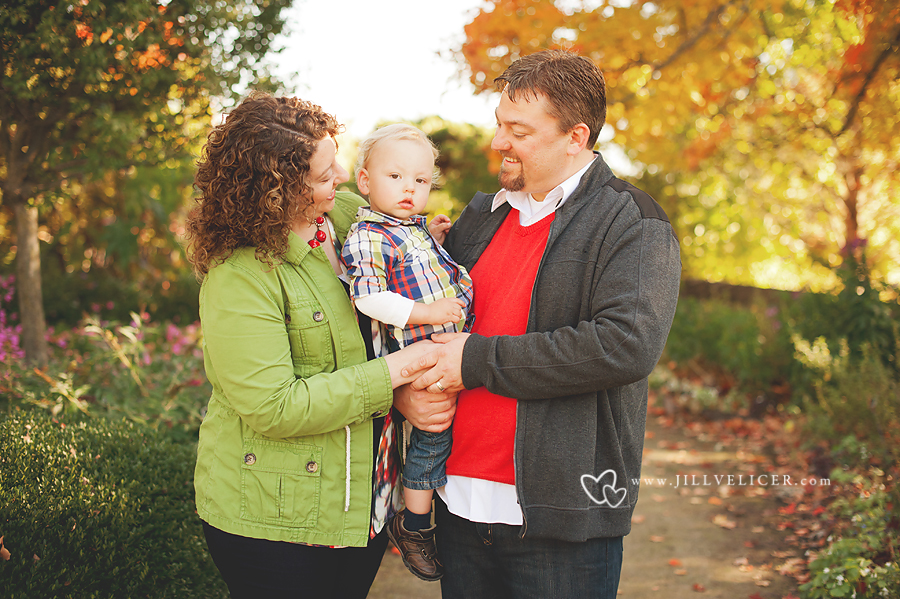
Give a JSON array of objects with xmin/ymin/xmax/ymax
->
[
  {"xmin": 618, "ymin": 412, "xmax": 800, "ymax": 598},
  {"xmin": 368, "ymin": 411, "xmax": 800, "ymax": 599}
]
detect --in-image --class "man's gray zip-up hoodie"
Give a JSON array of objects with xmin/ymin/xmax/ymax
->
[{"xmin": 444, "ymin": 153, "xmax": 681, "ymax": 542}]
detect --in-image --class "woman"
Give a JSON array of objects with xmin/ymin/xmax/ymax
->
[{"xmin": 185, "ymin": 93, "xmax": 450, "ymax": 598}]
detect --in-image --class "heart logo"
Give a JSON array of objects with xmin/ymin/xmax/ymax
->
[
  {"xmin": 602, "ymin": 484, "xmax": 627, "ymax": 508},
  {"xmin": 581, "ymin": 469, "xmax": 627, "ymax": 507}
]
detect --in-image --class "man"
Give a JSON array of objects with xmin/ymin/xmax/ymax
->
[{"xmin": 398, "ymin": 49, "xmax": 681, "ymax": 598}]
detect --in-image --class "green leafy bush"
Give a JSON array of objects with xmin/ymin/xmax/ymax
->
[
  {"xmin": 800, "ymin": 473, "xmax": 900, "ymax": 599},
  {"xmin": 790, "ymin": 250, "xmax": 900, "ymax": 376},
  {"xmin": 2, "ymin": 263, "xmax": 201, "ymax": 328},
  {"xmin": 801, "ymin": 536, "xmax": 900, "ymax": 599},
  {"xmin": 663, "ymin": 295, "xmax": 797, "ymax": 403},
  {"xmin": 797, "ymin": 344, "xmax": 900, "ymax": 468},
  {"xmin": 0, "ymin": 410, "xmax": 226, "ymax": 599},
  {"xmin": 666, "ymin": 252, "xmax": 900, "ymax": 413}
]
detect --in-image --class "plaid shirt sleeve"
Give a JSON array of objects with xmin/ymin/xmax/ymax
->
[{"xmin": 342, "ymin": 222, "xmax": 396, "ymax": 299}]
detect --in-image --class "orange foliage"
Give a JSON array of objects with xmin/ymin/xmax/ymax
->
[
  {"xmin": 683, "ymin": 124, "xmax": 733, "ymax": 172},
  {"xmin": 75, "ymin": 23, "xmax": 93, "ymax": 43},
  {"xmin": 135, "ymin": 44, "xmax": 168, "ymax": 71},
  {"xmin": 456, "ymin": 0, "xmax": 900, "ymax": 284},
  {"xmin": 162, "ymin": 21, "xmax": 183, "ymax": 46},
  {"xmin": 457, "ymin": 0, "xmax": 899, "ymax": 174},
  {"xmin": 461, "ymin": 0, "xmax": 566, "ymax": 92}
]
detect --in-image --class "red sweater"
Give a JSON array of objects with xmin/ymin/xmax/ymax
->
[{"xmin": 445, "ymin": 210, "xmax": 554, "ymax": 485}]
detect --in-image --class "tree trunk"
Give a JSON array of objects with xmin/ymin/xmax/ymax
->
[
  {"xmin": 13, "ymin": 203, "xmax": 49, "ymax": 367},
  {"xmin": 844, "ymin": 166, "xmax": 861, "ymax": 251}
]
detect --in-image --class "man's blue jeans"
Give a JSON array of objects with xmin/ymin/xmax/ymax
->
[{"xmin": 435, "ymin": 497, "xmax": 623, "ymax": 599}]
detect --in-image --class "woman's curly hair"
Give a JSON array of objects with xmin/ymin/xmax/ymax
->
[{"xmin": 185, "ymin": 92, "xmax": 342, "ymax": 278}]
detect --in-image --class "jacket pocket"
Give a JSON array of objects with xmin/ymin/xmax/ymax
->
[
  {"xmin": 240, "ymin": 439, "xmax": 322, "ymax": 527},
  {"xmin": 285, "ymin": 300, "xmax": 334, "ymax": 371}
]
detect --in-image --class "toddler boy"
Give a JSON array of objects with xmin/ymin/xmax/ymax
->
[{"xmin": 342, "ymin": 123, "xmax": 473, "ymax": 582}]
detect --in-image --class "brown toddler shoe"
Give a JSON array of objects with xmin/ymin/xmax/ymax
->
[{"xmin": 386, "ymin": 509, "xmax": 444, "ymax": 582}]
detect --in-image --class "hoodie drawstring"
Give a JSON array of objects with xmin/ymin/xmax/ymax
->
[{"xmin": 344, "ymin": 425, "xmax": 351, "ymax": 512}]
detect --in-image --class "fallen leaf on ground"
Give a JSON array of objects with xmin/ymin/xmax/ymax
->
[
  {"xmin": 631, "ymin": 514, "xmax": 646, "ymax": 524},
  {"xmin": 693, "ymin": 583, "xmax": 706, "ymax": 592},
  {"xmin": 650, "ymin": 535, "xmax": 665, "ymax": 543},
  {"xmin": 713, "ymin": 514, "xmax": 737, "ymax": 529},
  {"xmin": 668, "ymin": 558, "xmax": 683, "ymax": 567},
  {"xmin": 674, "ymin": 569, "xmax": 688, "ymax": 576},
  {"xmin": 776, "ymin": 558, "xmax": 805, "ymax": 576}
]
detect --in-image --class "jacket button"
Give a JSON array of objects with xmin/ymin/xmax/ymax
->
[
  {"xmin": 313, "ymin": 311, "xmax": 325, "ymax": 322},
  {"xmin": 243, "ymin": 453, "xmax": 256, "ymax": 466},
  {"xmin": 306, "ymin": 461, "xmax": 318, "ymax": 473}
]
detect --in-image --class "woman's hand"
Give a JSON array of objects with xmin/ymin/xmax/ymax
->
[
  {"xmin": 393, "ymin": 384, "xmax": 456, "ymax": 432},
  {"xmin": 382, "ymin": 340, "xmax": 437, "ymax": 388}
]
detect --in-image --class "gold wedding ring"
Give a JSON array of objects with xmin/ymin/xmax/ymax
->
[{"xmin": 435, "ymin": 380, "xmax": 445, "ymax": 392}]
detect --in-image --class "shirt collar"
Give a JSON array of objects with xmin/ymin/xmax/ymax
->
[
  {"xmin": 491, "ymin": 155, "xmax": 597, "ymax": 214},
  {"xmin": 356, "ymin": 205, "xmax": 427, "ymax": 227}
]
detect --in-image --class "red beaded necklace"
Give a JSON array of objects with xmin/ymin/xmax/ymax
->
[{"xmin": 308, "ymin": 216, "xmax": 327, "ymax": 248}]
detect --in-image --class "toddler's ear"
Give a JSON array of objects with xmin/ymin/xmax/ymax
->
[{"xmin": 356, "ymin": 168, "xmax": 371, "ymax": 196}]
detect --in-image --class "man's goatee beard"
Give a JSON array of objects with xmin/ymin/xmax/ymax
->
[{"xmin": 499, "ymin": 170, "xmax": 525, "ymax": 192}]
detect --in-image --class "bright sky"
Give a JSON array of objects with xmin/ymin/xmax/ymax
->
[
  {"xmin": 273, "ymin": 0, "xmax": 496, "ymax": 139},
  {"xmin": 270, "ymin": 0, "xmax": 633, "ymax": 173}
]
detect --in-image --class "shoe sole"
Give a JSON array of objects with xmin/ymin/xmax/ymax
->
[{"xmin": 386, "ymin": 525, "xmax": 444, "ymax": 582}]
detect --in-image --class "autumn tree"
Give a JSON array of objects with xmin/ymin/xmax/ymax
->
[
  {"xmin": 456, "ymin": 0, "xmax": 900, "ymax": 290},
  {"xmin": 0, "ymin": 0, "xmax": 292, "ymax": 365}
]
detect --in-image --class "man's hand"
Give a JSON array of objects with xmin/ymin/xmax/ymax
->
[
  {"xmin": 403, "ymin": 332, "xmax": 469, "ymax": 394},
  {"xmin": 393, "ymin": 384, "xmax": 456, "ymax": 432},
  {"xmin": 428, "ymin": 214, "xmax": 453, "ymax": 245}
]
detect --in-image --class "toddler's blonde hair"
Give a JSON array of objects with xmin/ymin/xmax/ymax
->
[{"xmin": 355, "ymin": 123, "xmax": 441, "ymax": 186}]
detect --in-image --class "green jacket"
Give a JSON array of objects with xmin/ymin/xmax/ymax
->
[{"xmin": 194, "ymin": 192, "xmax": 394, "ymax": 547}]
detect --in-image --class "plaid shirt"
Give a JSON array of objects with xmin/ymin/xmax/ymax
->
[{"xmin": 342, "ymin": 207, "xmax": 474, "ymax": 349}]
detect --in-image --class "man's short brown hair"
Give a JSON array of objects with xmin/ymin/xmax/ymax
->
[{"xmin": 495, "ymin": 49, "xmax": 607, "ymax": 149}]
